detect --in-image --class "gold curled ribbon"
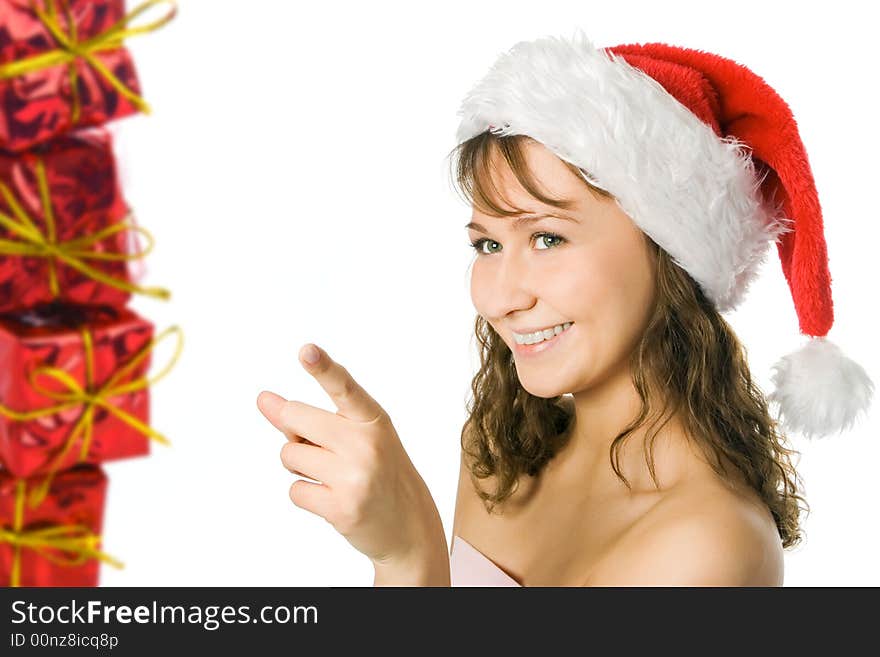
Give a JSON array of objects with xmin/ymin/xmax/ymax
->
[
  {"xmin": 0, "ymin": 323, "xmax": 184, "ymax": 508},
  {"xmin": 0, "ymin": 157, "xmax": 171, "ymax": 301},
  {"xmin": 0, "ymin": 0, "xmax": 178, "ymax": 122},
  {"xmin": 0, "ymin": 479, "xmax": 124, "ymax": 587}
]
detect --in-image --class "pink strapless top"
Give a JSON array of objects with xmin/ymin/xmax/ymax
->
[{"xmin": 449, "ymin": 535, "xmax": 522, "ymax": 587}]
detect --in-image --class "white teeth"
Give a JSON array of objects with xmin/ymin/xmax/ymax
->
[{"xmin": 514, "ymin": 322, "xmax": 572, "ymax": 345}]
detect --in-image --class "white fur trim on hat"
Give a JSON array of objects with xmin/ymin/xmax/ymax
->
[{"xmin": 455, "ymin": 30, "xmax": 792, "ymax": 312}]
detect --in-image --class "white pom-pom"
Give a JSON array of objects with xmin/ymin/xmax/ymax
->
[{"xmin": 769, "ymin": 336, "xmax": 874, "ymax": 439}]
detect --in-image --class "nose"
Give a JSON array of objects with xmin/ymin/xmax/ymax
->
[{"xmin": 474, "ymin": 246, "xmax": 537, "ymax": 320}]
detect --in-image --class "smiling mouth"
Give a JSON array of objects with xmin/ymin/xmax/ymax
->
[
  {"xmin": 513, "ymin": 322, "xmax": 574, "ymax": 357},
  {"xmin": 513, "ymin": 321, "xmax": 573, "ymax": 345}
]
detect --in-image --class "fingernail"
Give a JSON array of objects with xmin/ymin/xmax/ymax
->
[{"xmin": 302, "ymin": 344, "xmax": 320, "ymax": 364}]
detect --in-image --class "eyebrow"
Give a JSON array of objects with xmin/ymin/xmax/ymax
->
[{"xmin": 465, "ymin": 213, "xmax": 579, "ymax": 233}]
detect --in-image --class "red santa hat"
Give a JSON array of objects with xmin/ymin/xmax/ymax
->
[{"xmin": 455, "ymin": 30, "xmax": 874, "ymax": 440}]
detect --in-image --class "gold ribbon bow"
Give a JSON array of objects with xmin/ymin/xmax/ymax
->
[
  {"xmin": 0, "ymin": 0, "xmax": 178, "ymax": 122},
  {"xmin": 0, "ymin": 323, "xmax": 184, "ymax": 508},
  {"xmin": 0, "ymin": 479, "xmax": 124, "ymax": 587},
  {"xmin": 0, "ymin": 157, "xmax": 171, "ymax": 301}
]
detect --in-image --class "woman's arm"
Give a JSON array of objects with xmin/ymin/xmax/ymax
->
[{"xmin": 373, "ymin": 474, "xmax": 450, "ymax": 586}]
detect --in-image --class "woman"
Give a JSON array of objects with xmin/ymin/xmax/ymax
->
[
  {"xmin": 449, "ymin": 132, "xmax": 790, "ymax": 586},
  {"xmin": 257, "ymin": 32, "xmax": 873, "ymax": 586}
]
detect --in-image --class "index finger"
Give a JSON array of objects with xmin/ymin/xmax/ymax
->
[{"xmin": 299, "ymin": 344, "xmax": 385, "ymax": 424}]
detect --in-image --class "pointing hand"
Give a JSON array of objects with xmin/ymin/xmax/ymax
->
[{"xmin": 257, "ymin": 343, "xmax": 442, "ymax": 567}]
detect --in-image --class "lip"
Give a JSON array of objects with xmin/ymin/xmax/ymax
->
[
  {"xmin": 513, "ymin": 323, "xmax": 574, "ymax": 357},
  {"xmin": 511, "ymin": 322, "xmax": 571, "ymax": 335}
]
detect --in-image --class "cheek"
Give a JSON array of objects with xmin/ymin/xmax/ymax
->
[
  {"xmin": 555, "ymin": 251, "xmax": 618, "ymax": 319},
  {"xmin": 562, "ymin": 248, "xmax": 653, "ymax": 349},
  {"xmin": 469, "ymin": 264, "xmax": 489, "ymax": 312}
]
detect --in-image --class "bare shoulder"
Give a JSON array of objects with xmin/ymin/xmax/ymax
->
[{"xmin": 583, "ymin": 479, "xmax": 785, "ymax": 587}]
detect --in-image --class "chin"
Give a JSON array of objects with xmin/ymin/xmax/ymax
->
[{"xmin": 516, "ymin": 376, "xmax": 570, "ymax": 400}]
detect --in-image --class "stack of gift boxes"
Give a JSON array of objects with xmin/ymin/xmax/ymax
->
[{"xmin": 0, "ymin": 0, "xmax": 180, "ymax": 586}]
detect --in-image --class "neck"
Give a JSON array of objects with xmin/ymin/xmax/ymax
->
[{"xmin": 552, "ymin": 364, "xmax": 703, "ymax": 497}]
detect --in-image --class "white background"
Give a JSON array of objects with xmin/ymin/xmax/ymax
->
[{"xmin": 91, "ymin": 0, "xmax": 880, "ymax": 586}]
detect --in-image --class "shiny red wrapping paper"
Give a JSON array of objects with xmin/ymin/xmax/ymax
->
[
  {"xmin": 0, "ymin": 303, "xmax": 153, "ymax": 478},
  {"xmin": 0, "ymin": 0, "xmax": 142, "ymax": 152},
  {"xmin": 0, "ymin": 464, "xmax": 108, "ymax": 586},
  {"xmin": 0, "ymin": 128, "xmax": 134, "ymax": 312}
]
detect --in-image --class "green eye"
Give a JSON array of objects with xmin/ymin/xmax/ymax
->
[
  {"xmin": 468, "ymin": 233, "xmax": 567, "ymax": 256},
  {"xmin": 535, "ymin": 234, "xmax": 563, "ymax": 250},
  {"xmin": 469, "ymin": 238, "xmax": 501, "ymax": 255}
]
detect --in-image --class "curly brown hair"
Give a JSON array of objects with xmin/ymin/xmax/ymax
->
[{"xmin": 447, "ymin": 131, "xmax": 809, "ymax": 549}]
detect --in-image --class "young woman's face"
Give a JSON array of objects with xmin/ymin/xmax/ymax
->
[{"xmin": 467, "ymin": 141, "xmax": 657, "ymax": 398}]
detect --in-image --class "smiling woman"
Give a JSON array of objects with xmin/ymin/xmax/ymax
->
[
  {"xmin": 441, "ymin": 31, "xmax": 873, "ymax": 587},
  {"xmin": 447, "ymin": 129, "xmax": 801, "ymax": 585}
]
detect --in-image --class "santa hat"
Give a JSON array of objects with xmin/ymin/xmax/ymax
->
[{"xmin": 454, "ymin": 30, "xmax": 874, "ymax": 440}]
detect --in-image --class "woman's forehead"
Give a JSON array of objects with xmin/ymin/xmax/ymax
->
[{"xmin": 486, "ymin": 141, "xmax": 592, "ymax": 196}]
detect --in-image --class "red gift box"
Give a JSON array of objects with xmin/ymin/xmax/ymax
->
[
  {"xmin": 0, "ymin": 463, "xmax": 121, "ymax": 586},
  {"xmin": 0, "ymin": 303, "xmax": 182, "ymax": 488},
  {"xmin": 0, "ymin": 0, "xmax": 177, "ymax": 153},
  {"xmin": 0, "ymin": 128, "xmax": 169, "ymax": 312}
]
